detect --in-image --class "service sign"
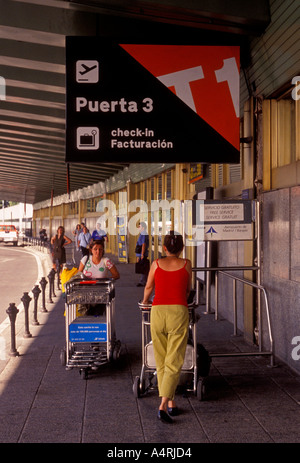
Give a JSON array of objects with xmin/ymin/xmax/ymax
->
[
  {"xmin": 193, "ymin": 200, "xmax": 253, "ymax": 241},
  {"xmin": 66, "ymin": 38, "xmax": 240, "ymax": 163}
]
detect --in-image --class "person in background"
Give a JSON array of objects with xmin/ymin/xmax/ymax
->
[
  {"xmin": 142, "ymin": 232, "xmax": 192, "ymax": 424},
  {"xmin": 92, "ymin": 220, "xmax": 108, "ymax": 243},
  {"xmin": 39, "ymin": 228, "xmax": 47, "ymax": 242},
  {"xmin": 51, "ymin": 226, "xmax": 72, "ymax": 274},
  {"xmin": 135, "ymin": 221, "xmax": 149, "ymax": 287},
  {"xmin": 78, "ymin": 225, "xmax": 92, "ymax": 257},
  {"xmin": 72, "ymin": 223, "xmax": 82, "ymax": 251}
]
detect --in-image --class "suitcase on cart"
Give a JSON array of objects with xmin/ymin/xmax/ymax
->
[{"xmin": 197, "ymin": 343, "xmax": 211, "ymax": 377}]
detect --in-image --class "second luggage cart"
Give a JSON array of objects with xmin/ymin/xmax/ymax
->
[
  {"xmin": 61, "ymin": 277, "xmax": 121, "ymax": 379},
  {"xmin": 133, "ymin": 298, "xmax": 210, "ymax": 400}
]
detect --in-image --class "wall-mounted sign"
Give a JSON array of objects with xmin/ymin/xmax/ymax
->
[
  {"xmin": 188, "ymin": 163, "xmax": 206, "ymax": 184},
  {"xmin": 66, "ymin": 38, "xmax": 240, "ymax": 163},
  {"xmin": 193, "ymin": 200, "xmax": 253, "ymax": 241},
  {"xmin": 117, "ymin": 216, "xmax": 128, "ymax": 263}
]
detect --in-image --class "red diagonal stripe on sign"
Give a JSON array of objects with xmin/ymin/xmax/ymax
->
[{"xmin": 120, "ymin": 45, "xmax": 240, "ymax": 150}]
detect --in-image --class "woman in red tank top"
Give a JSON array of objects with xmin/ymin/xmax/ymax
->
[{"xmin": 142, "ymin": 232, "xmax": 192, "ymax": 424}]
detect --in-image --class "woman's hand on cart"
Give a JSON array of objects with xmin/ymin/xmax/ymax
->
[{"xmin": 138, "ymin": 300, "xmax": 152, "ymax": 310}]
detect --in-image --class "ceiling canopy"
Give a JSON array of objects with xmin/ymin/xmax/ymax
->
[{"xmin": 0, "ymin": 0, "xmax": 270, "ymax": 204}]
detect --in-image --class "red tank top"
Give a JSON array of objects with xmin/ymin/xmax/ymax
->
[{"xmin": 152, "ymin": 259, "xmax": 189, "ymax": 307}]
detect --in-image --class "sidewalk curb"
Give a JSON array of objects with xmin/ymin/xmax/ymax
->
[{"xmin": 0, "ymin": 245, "xmax": 53, "ymax": 372}]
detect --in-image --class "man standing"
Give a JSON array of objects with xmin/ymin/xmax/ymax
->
[
  {"xmin": 78, "ymin": 225, "xmax": 92, "ymax": 257},
  {"xmin": 135, "ymin": 222, "xmax": 149, "ymax": 287},
  {"xmin": 92, "ymin": 220, "xmax": 108, "ymax": 243}
]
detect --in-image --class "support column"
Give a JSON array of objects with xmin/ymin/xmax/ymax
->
[
  {"xmin": 127, "ymin": 181, "xmax": 137, "ymax": 263},
  {"xmin": 243, "ymin": 98, "xmax": 256, "ymax": 343}
]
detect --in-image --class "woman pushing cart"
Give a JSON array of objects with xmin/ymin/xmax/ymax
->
[
  {"xmin": 141, "ymin": 232, "xmax": 192, "ymax": 424},
  {"xmin": 61, "ymin": 239, "xmax": 121, "ymax": 379}
]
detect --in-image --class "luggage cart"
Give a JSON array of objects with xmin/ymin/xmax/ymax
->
[
  {"xmin": 60, "ymin": 278, "xmax": 121, "ymax": 379},
  {"xmin": 133, "ymin": 298, "xmax": 209, "ymax": 400}
]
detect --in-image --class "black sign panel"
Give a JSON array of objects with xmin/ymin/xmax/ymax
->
[{"xmin": 66, "ymin": 37, "xmax": 240, "ymax": 163}]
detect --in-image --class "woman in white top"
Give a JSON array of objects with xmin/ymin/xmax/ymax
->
[
  {"xmin": 78, "ymin": 239, "xmax": 120, "ymax": 280},
  {"xmin": 77, "ymin": 240, "xmax": 119, "ymax": 317}
]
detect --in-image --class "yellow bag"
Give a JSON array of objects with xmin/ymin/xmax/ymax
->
[
  {"xmin": 62, "ymin": 267, "xmax": 80, "ymax": 317},
  {"xmin": 61, "ymin": 267, "xmax": 78, "ymax": 293}
]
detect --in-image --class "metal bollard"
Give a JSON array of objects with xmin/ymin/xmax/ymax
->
[
  {"xmin": 56, "ymin": 268, "xmax": 60, "ymax": 291},
  {"xmin": 32, "ymin": 285, "xmax": 41, "ymax": 326},
  {"xmin": 39, "ymin": 277, "xmax": 48, "ymax": 312},
  {"xmin": 6, "ymin": 303, "xmax": 19, "ymax": 357},
  {"xmin": 47, "ymin": 270, "xmax": 54, "ymax": 303},
  {"xmin": 51, "ymin": 269, "xmax": 57, "ymax": 298},
  {"xmin": 21, "ymin": 292, "xmax": 32, "ymax": 338}
]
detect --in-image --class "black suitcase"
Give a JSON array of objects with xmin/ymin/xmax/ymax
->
[{"xmin": 197, "ymin": 343, "xmax": 211, "ymax": 377}]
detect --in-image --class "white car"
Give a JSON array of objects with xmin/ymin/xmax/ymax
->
[{"xmin": 0, "ymin": 224, "xmax": 18, "ymax": 245}]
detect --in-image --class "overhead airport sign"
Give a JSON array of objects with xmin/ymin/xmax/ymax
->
[
  {"xmin": 193, "ymin": 200, "xmax": 253, "ymax": 241},
  {"xmin": 66, "ymin": 38, "xmax": 240, "ymax": 163}
]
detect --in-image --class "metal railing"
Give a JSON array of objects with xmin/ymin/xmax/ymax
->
[
  {"xmin": 192, "ymin": 266, "xmax": 274, "ymax": 367},
  {"xmin": 21, "ymin": 236, "xmax": 51, "ymax": 253}
]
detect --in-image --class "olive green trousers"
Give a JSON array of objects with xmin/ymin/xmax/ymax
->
[{"xmin": 150, "ymin": 305, "xmax": 189, "ymax": 400}]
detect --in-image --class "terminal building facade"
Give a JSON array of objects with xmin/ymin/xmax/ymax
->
[{"xmin": 1, "ymin": 1, "xmax": 299, "ymax": 374}]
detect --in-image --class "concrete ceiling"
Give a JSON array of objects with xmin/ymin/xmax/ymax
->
[{"xmin": 0, "ymin": 0, "xmax": 270, "ymax": 205}]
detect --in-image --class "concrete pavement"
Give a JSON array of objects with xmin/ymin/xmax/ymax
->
[{"xmin": 0, "ymin": 245, "xmax": 300, "ymax": 447}]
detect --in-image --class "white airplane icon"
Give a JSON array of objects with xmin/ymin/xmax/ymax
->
[{"xmin": 79, "ymin": 63, "xmax": 98, "ymax": 75}]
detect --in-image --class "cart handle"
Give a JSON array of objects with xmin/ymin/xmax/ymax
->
[
  {"xmin": 78, "ymin": 277, "xmax": 114, "ymax": 284},
  {"xmin": 79, "ymin": 280, "xmax": 98, "ymax": 284},
  {"xmin": 138, "ymin": 301, "xmax": 198, "ymax": 310},
  {"xmin": 138, "ymin": 301, "xmax": 152, "ymax": 310}
]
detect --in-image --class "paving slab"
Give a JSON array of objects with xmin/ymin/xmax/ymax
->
[{"xmin": 0, "ymin": 250, "xmax": 299, "ymax": 447}]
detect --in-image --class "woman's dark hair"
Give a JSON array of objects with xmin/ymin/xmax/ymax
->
[
  {"xmin": 89, "ymin": 239, "xmax": 105, "ymax": 254},
  {"xmin": 163, "ymin": 231, "xmax": 184, "ymax": 255}
]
